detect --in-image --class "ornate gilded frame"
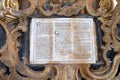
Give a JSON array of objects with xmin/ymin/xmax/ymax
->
[{"xmin": 0, "ymin": 0, "xmax": 120, "ymax": 80}]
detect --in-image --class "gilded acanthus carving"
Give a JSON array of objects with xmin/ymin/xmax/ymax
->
[{"xmin": 0, "ymin": 0, "xmax": 120, "ymax": 80}]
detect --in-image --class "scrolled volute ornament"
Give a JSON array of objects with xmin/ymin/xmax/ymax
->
[
  {"xmin": 0, "ymin": 0, "xmax": 19, "ymax": 22},
  {"xmin": 0, "ymin": 0, "xmax": 36, "ymax": 23},
  {"xmin": 86, "ymin": 0, "xmax": 114, "ymax": 16}
]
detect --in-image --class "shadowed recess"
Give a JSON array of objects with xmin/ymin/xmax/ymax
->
[
  {"xmin": 27, "ymin": 65, "xmax": 45, "ymax": 71},
  {"xmin": 18, "ymin": 0, "xmax": 30, "ymax": 10},
  {"xmin": 0, "ymin": 25, "xmax": 6, "ymax": 49},
  {"xmin": 116, "ymin": 23, "xmax": 120, "ymax": 40}
]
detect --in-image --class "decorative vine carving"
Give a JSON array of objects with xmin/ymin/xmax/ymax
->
[{"xmin": 0, "ymin": 0, "xmax": 120, "ymax": 80}]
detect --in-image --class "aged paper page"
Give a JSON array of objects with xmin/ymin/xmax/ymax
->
[{"xmin": 30, "ymin": 18, "xmax": 97, "ymax": 64}]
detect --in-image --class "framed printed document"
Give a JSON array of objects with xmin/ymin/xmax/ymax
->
[
  {"xmin": 30, "ymin": 18, "xmax": 97, "ymax": 64},
  {"xmin": 0, "ymin": 0, "xmax": 120, "ymax": 80}
]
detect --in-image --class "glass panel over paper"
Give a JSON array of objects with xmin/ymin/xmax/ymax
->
[{"xmin": 30, "ymin": 18, "xmax": 97, "ymax": 64}]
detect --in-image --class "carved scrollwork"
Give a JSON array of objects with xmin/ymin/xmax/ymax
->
[
  {"xmin": 86, "ymin": 0, "xmax": 114, "ymax": 16},
  {"xmin": 0, "ymin": 0, "xmax": 120, "ymax": 80},
  {"xmin": 37, "ymin": 0, "xmax": 86, "ymax": 16}
]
